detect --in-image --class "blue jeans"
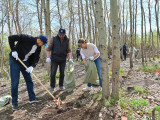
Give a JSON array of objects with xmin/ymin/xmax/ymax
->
[
  {"xmin": 88, "ymin": 56, "xmax": 102, "ymax": 87},
  {"xmin": 9, "ymin": 57, "xmax": 36, "ymax": 104}
]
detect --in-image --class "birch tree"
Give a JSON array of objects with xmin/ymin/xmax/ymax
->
[
  {"xmin": 148, "ymin": 0, "xmax": 153, "ymax": 60},
  {"xmin": 155, "ymin": 0, "xmax": 159, "ymax": 58},
  {"xmin": 6, "ymin": 0, "xmax": 12, "ymax": 35},
  {"xmin": 16, "ymin": 0, "xmax": 22, "ymax": 34},
  {"xmin": 141, "ymin": 0, "xmax": 144, "ymax": 66},
  {"xmin": 129, "ymin": 0, "xmax": 133, "ymax": 68},
  {"xmin": 78, "ymin": 0, "xmax": 82, "ymax": 38},
  {"xmin": 57, "ymin": 0, "xmax": 62, "ymax": 28},
  {"xmin": 85, "ymin": 0, "xmax": 92, "ymax": 43},
  {"xmin": 80, "ymin": 0, "xmax": 85, "ymax": 38},
  {"xmin": 9, "ymin": 0, "xmax": 18, "ymax": 34},
  {"xmin": 95, "ymin": 0, "xmax": 110, "ymax": 100},
  {"xmin": 36, "ymin": 0, "xmax": 43, "ymax": 34},
  {"xmin": 110, "ymin": 0, "xmax": 120, "ymax": 100}
]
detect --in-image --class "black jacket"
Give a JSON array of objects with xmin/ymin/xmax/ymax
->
[
  {"xmin": 8, "ymin": 34, "xmax": 41, "ymax": 67},
  {"xmin": 51, "ymin": 35, "xmax": 69, "ymax": 62}
]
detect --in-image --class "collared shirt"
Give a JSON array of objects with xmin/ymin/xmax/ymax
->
[{"xmin": 23, "ymin": 45, "xmax": 37, "ymax": 61}]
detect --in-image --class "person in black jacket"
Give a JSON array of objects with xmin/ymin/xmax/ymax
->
[
  {"xmin": 123, "ymin": 43, "xmax": 127, "ymax": 61},
  {"xmin": 8, "ymin": 34, "xmax": 48, "ymax": 110},
  {"xmin": 46, "ymin": 28, "xmax": 72, "ymax": 92},
  {"xmin": 76, "ymin": 47, "xmax": 81, "ymax": 61}
]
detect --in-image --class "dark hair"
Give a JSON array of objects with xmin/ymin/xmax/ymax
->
[{"xmin": 78, "ymin": 38, "xmax": 87, "ymax": 44}]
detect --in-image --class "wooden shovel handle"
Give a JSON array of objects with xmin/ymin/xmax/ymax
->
[{"xmin": 17, "ymin": 58, "xmax": 57, "ymax": 102}]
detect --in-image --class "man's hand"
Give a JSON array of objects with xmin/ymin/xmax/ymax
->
[
  {"xmin": 69, "ymin": 58, "xmax": 73, "ymax": 63},
  {"xmin": 46, "ymin": 57, "xmax": 51, "ymax": 63},
  {"xmin": 89, "ymin": 56, "xmax": 94, "ymax": 61},
  {"xmin": 26, "ymin": 66, "xmax": 33, "ymax": 73},
  {"xmin": 12, "ymin": 51, "xmax": 18, "ymax": 60}
]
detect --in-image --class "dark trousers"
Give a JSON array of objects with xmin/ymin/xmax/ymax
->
[
  {"xmin": 9, "ymin": 57, "xmax": 36, "ymax": 104},
  {"xmin": 123, "ymin": 52, "xmax": 127, "ymax": 60},
  {"xmin": 76, "ymin": 54, "xmax": 80, "ymax": 61},
  {"xmin": 50, "ymin": 60, "xmax": 66, "ymax": 88}
]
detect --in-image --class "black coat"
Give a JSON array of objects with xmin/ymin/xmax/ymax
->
[{"xmin": 8, "ymin": 34, "xmax": 41, "ymax": 67}]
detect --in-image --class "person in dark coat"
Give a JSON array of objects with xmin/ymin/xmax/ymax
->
[
  {"xmin": 76, "ymin": 47, "xmax": 81, "ymax": 61},
  {"xmin": 8, "ymin": 34, "xmax": 48, "ymax": 110},
  {"xmin": 46, "ymin": 28, "xmax": 72, "ymax": 93},
  {"xmin": 123, "ymin": 43, "xmax": 127, "ymax": 60}
]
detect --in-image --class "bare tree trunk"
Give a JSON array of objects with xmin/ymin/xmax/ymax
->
[
  {"xmin": 125, "ymin": 10, "xmax": 128, "ymax": 43},
  {"xmin": 143, "ymin": 9, "xmax": 147, "ymax": 62},
  {"xmin": 141, "ymin": 0, "xmax": 144, "ymax": 66},
  {"xmin": 135, "ymin": 0, "xmax": 137, "ymax": 48},
  {"xmin": 68, "ymin": 0, "xmax": 72, "ymax": 40},
  {"xmin": 122, "ymin": 0, "xmax": 125, "ymax": 44},
  {"xmin": 57, "ymin": 0, "xmax": 62, "ymax": 28},
  {"xmin": 91, "ymin": 0, "xmax": 98, "ymax": 44},
  {"xmin": 6, "ymin": 0, "xmax": 12, "ymax": 35},
  {"xmin": 42, "ymin": 0, "xmax": 48, "ymax": 36},
  {"xmin": 106, "ymin": 3, "xmax": 112, "ymax": 59},
  {"xmin": 71, "ymin": 0, "xmax": 75, "ymax": 50},
  {"xmin": 129, "ymin": 0, "xmax": 133, "ymax": 68},
  {"xmin": 110, "ymin": 0, "xmax": 120, "ymax": 100},
  {"xmin": 148, "ymin": 0, "xmax": 152, "ymax": 61},
  {"xmin": 155, "ymin": 0, "xmax": 159, "ymax": 58},
  {"xmin": 89, "ymin": 0, "xmax": 94, "ymax": 42},
  {"xmin": 46, "ymin": 0, "xmax": 51, "ymax": 40},
  {"xmin": 36, "ymin": 0, "xmax": 43, "ymax": 34},
  {"xmin": 85, "ymin": 0, "xmax": 92, "ymax": 43},
  {"xmin": 78, "ymin": 0, "xmax": 82, "ymax": 38},
  {"xmin": 16, "ymin": 0, "xmax": 22, "ymax": 34},
  {"xmin": 42, "ymin": 0, "xmax": 51, "ymax": 74},
  {"xmin": 9, "ymin": 0, "xmax": 18, "ymax": 34},
  {"xmin": 152, "ymin": 31, "xmax": 155, "ymax": 60},
  {"xmin": 80, "ymin": 0, "xmax": 85, "ymax": 38},
  {"xmin": 132, "ymin": 0, "xmax": 135, "ymax": 46},
  {"xmin": 95, "ymin": 0, "xmax": 110, "ymax": 100},
  {"xmin": 0, "ymin": 4, "xmax": 10, "ymax": 79}
]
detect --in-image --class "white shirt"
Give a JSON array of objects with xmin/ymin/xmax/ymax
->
[
  {"xmin": 80, "ymin": 46, "xmax": 100, "ymax": 60},
  {"xmin": 23, "ymin": 45, "xmax": 37, "ymax": 61}
]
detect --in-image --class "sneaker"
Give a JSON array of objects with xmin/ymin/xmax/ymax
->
[
  {"xmin": 59, "ymin": 86, "xmax": 65, "ymax": 91},
  {"xmin": 50, "ymin": 87, "xmax": 54, "ymax": 93},
  {"xmin": 12, "ymin": 104, "xmax": 18, "ymax": 110},
  {"xmin": 29, "ymin": 98, "xmax": 41, "ymax": 104},
  {"xmin": 83, "ymin": 87, "xmax": 91, "ymax": 92}
]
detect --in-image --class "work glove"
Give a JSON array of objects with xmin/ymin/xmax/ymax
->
[
  {"xmin": 12, "ymin": 51, "xmax": 18, "ymax": 60},
  {"xmin": 69, "ymin": 58, "xmax": 73, "ymax": 63},
  {"xmin": 26, "ymin": 66, "xmax": 33, "ymax": 73},
  {"xmin": 46, "ymin": 57, "xmax": 51, "ymax": 63},
  {"xmin": 89, "ymin": 56, "xmax": 94, "ymax": 61}
]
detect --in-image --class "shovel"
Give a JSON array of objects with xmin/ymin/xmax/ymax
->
[{"xmin": 17, "ymin": 58, "xmax": 61, "ymax": 108}]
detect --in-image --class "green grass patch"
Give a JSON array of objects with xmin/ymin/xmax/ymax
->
[
  {"xmin": 139, "ymin": 65, "xmax": 159, "ymax": 73},
  {"xmin": 154, "ymin": 106, "xmax": 160, "ymax": 120},
  {"xmin": 93, "ymin": 90, "xmax": 102, "ymax": 101},
  {"xmin": 134, "ymin": 86, "xmax": 150, "ymax": 95},
  {"xmin": 155, "ymin": 105, "xmax": 160, "ymax": 111},
  {"xmin": 134, "ymin": 86, "xmax": 143, "ymax": 94},
  {"xmin": 129, "ymin": 98, "xmax": 148, "ymax": 110},
  {"xmin": 118, "ymin": 89, "xmax": 128, "ymax": 109},
  {"xmin": 119, "ymin": 68, "xmax": 125, "ymax": 75}
]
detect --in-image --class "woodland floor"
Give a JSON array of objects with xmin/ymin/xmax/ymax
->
[{"xmin": 0, "ymin": 58, "xmax": 160, "ymax": 120}]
